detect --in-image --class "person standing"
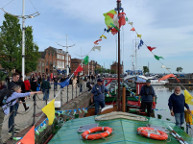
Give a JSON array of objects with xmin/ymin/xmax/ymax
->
[
  {"xmin": 139, "ymin": 80, "xmax": 156, "ymax": 117},
  {"xmin": 91, "ymin": 79, "xmax": 110, "ymax": 115},
  {"xmin": 41, "ymin": 76, "xmax": 51, "ymax": 101},
  {"xmin": 18, "ymin": 76, "xmax": 29, "ymax": 111},
  {"xmin": 53, "ymin": 76, "xmax": 58, "ymax": 91},
  {"xmin": 7, "ymin": 73, "xmax": 20, "ymax": 134},
  {"xmin": 24, "ymin": 77, "xmax": 31, "ymax": 92},
  {"xmin": 168, "ymin": 86, "xmax": 191, "ymax": 127},
  {"xmin": 30, "ymin": 74, "xmax": 38, "ymax": 91}
]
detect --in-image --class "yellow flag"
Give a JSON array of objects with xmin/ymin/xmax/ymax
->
[
  {"xmin": 137, "ymin": 34, "xmax": 142, "ymax": 38},
  {"xmin": 100, "ymin": 34, "xmax": 107, "ymax": 39},
  {"xmin": 42, "ymin": 99, "xmax": 55, "ymax": 125},
  {"xmin": 184, "ymin": 89, "xmax": 193, "ymax": 105}
]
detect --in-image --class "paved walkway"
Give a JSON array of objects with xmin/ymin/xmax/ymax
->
[{"xmin": 1, "ymin": 82, "xmax": 88, "ymax": 142}]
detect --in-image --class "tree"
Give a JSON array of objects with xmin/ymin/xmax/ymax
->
[
  {"xmin": 176, "ymin": 67, "xmax": 183, "ymax": 73},
  {"xmin": 143, "ymin": 66, "xmax": 149, "ymax": 74},
  {"xmin": 16, "ymin": 26, "xmax": 39, "ymax": 74},
  {"xmin": 0, "ymin": 14, "xmax": 21, "ymax": 73},
  {"xmin": 0, "ymin": 14, "xmax": 39, "ymax": 74}
]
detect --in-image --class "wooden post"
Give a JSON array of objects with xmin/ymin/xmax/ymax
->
[{"xmin": 122, "ymin": 87, "xmax": 126, "ymax": 112}]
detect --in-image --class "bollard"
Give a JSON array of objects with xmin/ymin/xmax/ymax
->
[
  {"xmin": 60, "ymin": 89, "xmax": 63, "ymax": 106},
  {"xmin": 122, "ymin": 87, "xmax": 126, "ymax": 112},
  {"xmin": 67, "ymin": 85, "xmax": 69, "ymax": 103},
  {"xmin": 11, "ymin": 105, "xmax": 16, "ymax": 138},
  {"xmin": 157, "ymin": 114, "xmax": 162, "ymax": 119},
  {"xmin": 72, "ymin": 85, "xmax": 73, "ymax": 100},
  {"xmin": 33, "ymin": 94, "xmax": 37, "ymax": 125},
  {"xmin": 76, "ymin": 85, "xmax": 77, "ymax": 98}
]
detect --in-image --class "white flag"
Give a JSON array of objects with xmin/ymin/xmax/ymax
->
[{"xmin": 92, "ymin": 46, "xmax": 101, "ymax": 51}]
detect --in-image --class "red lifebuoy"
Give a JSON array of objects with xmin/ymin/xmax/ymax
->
[
  {"xmin": 81, "ymin": 127, "xmax": 113, "ymax": 140},
  {"xmin": 137, "ymin": 127, "xmax": 168, "ymax": 140}
]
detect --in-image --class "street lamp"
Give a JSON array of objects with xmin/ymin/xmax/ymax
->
[
  {"xmin": 56, "ymin": 35, "xmax": 75, "ymax": 76},
  {"xmin": 1, "ymin": 0, "xmax": 39, "ymax": 80}
]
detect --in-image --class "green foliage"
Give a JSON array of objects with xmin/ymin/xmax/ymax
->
[
  {"xmin": 96, "ymin": 68, "xmax": 115, "ymax": 74},
  {"xmin": 0, "ymin": 14, "xmax": 21, "ymax": 73},
  {"xmin": 176, "ymin": 67, "xmax": 183, "ymax": 73},
  {"xmin": 143, "ymin": 66, "xmax": 149, "ymax": 74},
  {"xmin": 0, "ymin": 14, "xmax": 39, "ymax": 74}
]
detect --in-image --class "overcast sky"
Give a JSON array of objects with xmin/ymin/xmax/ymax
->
[{"xmin": 0, "ymin": 0, "xmax": 193, "ymax": 73}]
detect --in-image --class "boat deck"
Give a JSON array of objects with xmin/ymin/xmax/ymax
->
[{"xmin": 49, "ymin": 115, "xmax": 193, "ymax": 144}]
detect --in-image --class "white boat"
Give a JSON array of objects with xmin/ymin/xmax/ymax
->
[{"xmin": 124, "ymin": 75, "xmax": 168, "ymax": 86}]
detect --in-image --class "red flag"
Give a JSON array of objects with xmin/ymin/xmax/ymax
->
[
  {"xmin": 119, "ymin": 12, "xmax": 126, "ymax": 28},
  {"xmin": 74, "ymin": 65, "xmax": 83, "ymax": 76},
  {"xmin": 130, "ymin": 27, "xmax": 135, "ymax": 31},
  {"xmin": 18, "ymin": 126, "xmax": 35, "ymax": 144},
  {"xmin": 147, "ymin": 46, "xmax": 156, "ymax": 52}
]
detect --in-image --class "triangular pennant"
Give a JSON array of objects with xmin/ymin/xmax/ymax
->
[
  {"xmin": 128, "ymin": 22, "xmax": 133, "ymax": 25},
  {"xmin": 74, "ymin": 65, "xmax": 83, "ymax": 76},
  {"xmin": 83, "ymin": 56, "xmax": 89, "ymax": 65},
  {"xmin": 184, "ymin": 89, "xmax": 193, "ymax": 105},
  {"xmin": 138, "ymin": 39, "xmax": 144, "ymax": 49},
  {"xmin": 17, "ymin": 126, "xmax": 35, "ymax": 144},
  {"xmin": 125, "ymin": 17, "xmax": 128, "ymax": 21},
  {"xmin": 147, "ymin": 46, "xmax": 156, "ymax": 52},
  {"xmin": 94, "ymin": 40, "xmax": 99, "ymax": 45},
  {"xmin": 154, "ymin": 55, "xmax": 164, "ymax": 61},
  {"xmin": 130, "ymin": 27, "xmax": 135, "ymax": 31},
  {"xmin": 42, "ymin": 99, "xmax": 55, "ymax": 125},
  {"xmin": 137, "ymin": 34, "xmax": 142, "ymax": 38},
  {"xmin": 92, "ymin": 46, "xmax": 101, "ymax": 51},
  {"xmin": 100, "ymin": 35, "xmax": 107, "ymax": 39}
]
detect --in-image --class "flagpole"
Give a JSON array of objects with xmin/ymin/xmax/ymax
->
[{"xmin": 117, "ymin": 0, "xmax": 121, "ymax": 111}]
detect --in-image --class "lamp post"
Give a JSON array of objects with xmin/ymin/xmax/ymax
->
[
  {"xmin": 1, "ymin": 0, "xmax": 39, "ymax": 80},
  {"xmin": 56, "ymin": 35, "xmax": 75, "ymax": 76}
]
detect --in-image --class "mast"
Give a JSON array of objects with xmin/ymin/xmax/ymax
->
[
  {"xmin": 117, "ymin": 0, "xmax": 121, "ymax": 111},
  {"xmin": 22, "ymin": 0, "xmax": 25, "ymax": 81}
]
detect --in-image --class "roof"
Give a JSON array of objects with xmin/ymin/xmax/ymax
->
[{"xmin": 48, "ymin": 115, "xmax": 193, "ymax": 144}]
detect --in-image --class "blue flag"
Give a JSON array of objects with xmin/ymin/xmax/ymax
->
[
  {"xmin": 58, "ymin": 78, "xmax": 70, "ymax": 88},
  {"xmin": 138, "ymin": 39, "xmax": 144, "ymax": 49}
]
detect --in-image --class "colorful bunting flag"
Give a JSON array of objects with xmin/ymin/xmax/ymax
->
[
  {"xmin": 125, "ymin": 17, "xmax": 128, "ymax": 21},
  {"xmin": 147, "ymin": 46, "xmax": 156, "ymax": 52},
  {"xmin": 128, "ymin": 22, "xmax": 133, "ymax": 25},
  {"xmin": 130, "ymin": 27, "xmax": 135, "ymax": 31},
  {"xmin": 184, "ymin": 89, "xmax": 193, "ymax": 105},
  {"xmin": 94, "ymin": 40, "xmax": 99, "ymax": 45},
  {"xmin": 83, "ymin": 56, "xmax": 89, "ymax": 65},
  {"xmin": 42, "ymin": 99, "xmax": 55, "ymax": 125},
  {"xmin": 118, "ymin": 12, "xmax": 126, "ymax": 27},
  {"xmin": 154, "ymin": 55, "xmax": 164, "ymax": 60},
  {"xmin": 110, "ymin": 23, "xmax": 120, "ymax": 31},
  {"xmin": 137, "ymin": 34, "xmax": 142, "ymax": 38},
  {"xmin": 92, "ymin": 46, "xmax": 101, "ymax": 51},
  {"xmin": 138, "ymin": 39, "xmax": 144, "ymax": 49},
  {"xmin": 100, "ymin": 34, "xmax": 107, "ymax": 39},
  {"xmin": 18, "ymin": 126, "xmax": 35, "ymax": 144},
  {"xmin": 74, "ymin": 65, "xmax": 83, "ymax": 76},
  {"xmin": 103, "ymin": 10, "xmax": 117, "ymax": 28},
  {"xmin": 98, "ymin": 38, "xmax": 102, "ymax": 41},
  {"xmin": 58, "ymin": 79, "xmax": 70, "ymax": 88},
  {"xmin": 107, "ymin": 27, "xmax": 112, "ymax": 32},
  {"xmin": 161, "ymin": 65, "xmax": 166, "ymax": 68}
]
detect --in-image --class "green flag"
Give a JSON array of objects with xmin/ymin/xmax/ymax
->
[
  {"xmin": 154, "ymin": 55, "xmax": 164, "ymax": 60},
  {"xmin": 83, "ymin": 56, "xmax": 89, "ymax": 65}
]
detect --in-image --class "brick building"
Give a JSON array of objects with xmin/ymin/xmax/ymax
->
[
  {"xmin": 111, "ymin": 61, "xmax": 124, "ymax": 74},
  {"xmin": 36, "ymin": 46, "xmax": 71, "ymax": 75},
  {"xmin": 71, "ymin": 58, "xmax": 99, "ymax": 75}
]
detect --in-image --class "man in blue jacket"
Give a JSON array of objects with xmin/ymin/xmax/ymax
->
[
  {"xmin": 139, "ymin": 79, "xmax": 156, "ymax": 117},
  {"xmin": 168, "ymin": 86, "xmax": 191, "ymax": 127},
  {"xmin": 91, "ymin": 79, "xmax": 110, "ymax": 115}
]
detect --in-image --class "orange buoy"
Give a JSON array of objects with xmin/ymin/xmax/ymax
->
[
  {"xmin": 137, "ymin": 127, "xmax": 168, "ymax": 140},
  {"xmin": 81, "ymin": 127, "xmax": 113, "ymax": 140}
]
